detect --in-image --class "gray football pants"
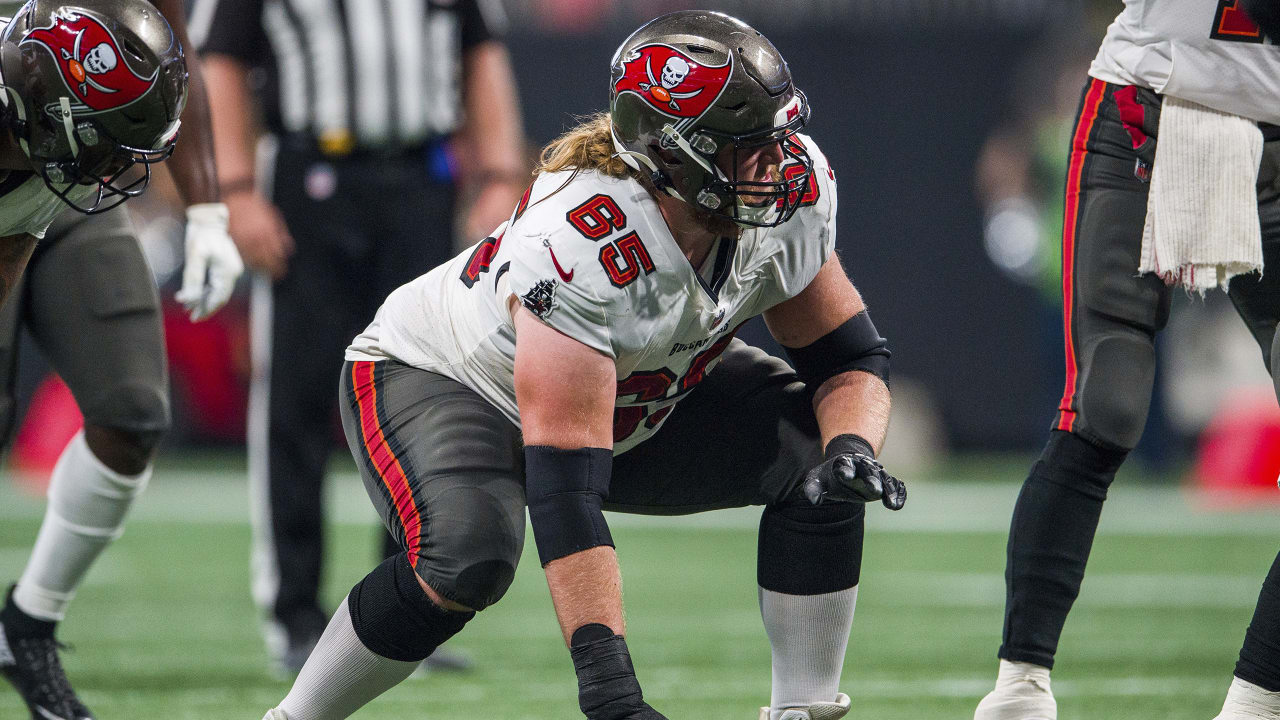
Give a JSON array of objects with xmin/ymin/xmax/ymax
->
[
  {"xmin": 0, "ymin": 206, "xmax": 169, "ymax": 444},
  {"xmin": 338, "ymin": 339, "xmax": 832, "ymax": 611}
]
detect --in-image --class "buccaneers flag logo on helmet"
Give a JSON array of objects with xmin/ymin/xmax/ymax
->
[
  {"xmin": 22, "ymin": 11, "xmax": 158, "ymax": 113},
  {"xmin": 613, "ymin": 44, "xmax": 731, "ymax": 120}
]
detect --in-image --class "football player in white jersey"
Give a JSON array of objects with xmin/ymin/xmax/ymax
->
[
  {"xmin": 974, "ymin": 2, "xmax": 1280, "ymax": 720},
  {"xmin": 263, "ymin": 10, "xmax": 905, "ymax": 720}
]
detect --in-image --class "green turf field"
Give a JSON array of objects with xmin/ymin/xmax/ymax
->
[{"xmin": 0, "ymin": 454, "xmax": 1274, "ymax": 719}]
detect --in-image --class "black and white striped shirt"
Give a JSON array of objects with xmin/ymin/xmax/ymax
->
[{"xmin": 193, "ymin": 0, "xmax": 505, "ymax": 150}]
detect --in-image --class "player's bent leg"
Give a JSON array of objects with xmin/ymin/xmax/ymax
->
[
  {"xmin": 274, "ymin": 555, "xmax": 477, "ymax": 720},
  {"xmin": 13, "ymin": 205, "xmax": 169, "ymax": 623},
  {"xmin": 264, "ymin": 359, "xmax": 525, "ymax": 719},
  {"xmin": 757, "ymin": 501, "xmax": 864, "ymax": 720},
  {"xmin": 11, "ymin": 427, "xmax": 154, "ymax": 620},
  {"xmin": 610, "ymin": 341, "xmax": 862, "ymax": 719},
  {"xmin": 983, "ymin": 79, "xmax": 1171, "ymax": 718},
  {"xmin": 1, "ymin": 428, "xmax": 154, "ymax": 720}
]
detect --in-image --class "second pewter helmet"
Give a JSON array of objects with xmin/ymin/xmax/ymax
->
[
  {"xmin": 609, "ymin": 10, "xmax": 814, "ymax": 228},
  {"xmin": 0, "ymin": 0, "xmax": 187, "ymax": 213}
]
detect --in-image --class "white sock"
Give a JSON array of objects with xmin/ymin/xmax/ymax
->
[
  {"xmin": 994, "ymin": 659, "xmax": 1051, "ymax": 692},
  {"xmin": 276, "ymin": 597, "xmax": 418, "ymax": 720},
  {"xmin": 1218, "ymin": 676, "xmax": 1280, "ymax": 719},
  {"xmin": 13, "ymin": 431, "xmax": 149, "ymax": 621},
  {"xmin": 759, "ymin": 585, "xmax": 857, "ymax": 720}
]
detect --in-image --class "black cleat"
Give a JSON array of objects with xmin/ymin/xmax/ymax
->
[{"xmin": 0, "ymin": 588, "xmax": 93, "ymax": 720}]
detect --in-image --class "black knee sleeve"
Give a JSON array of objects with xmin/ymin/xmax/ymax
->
[
  {"xmin": 758, "ymin": 502, "xmax": 864, "ymax": 595},
  {"xmin": 1237, "ymin": 550, "xmax": 1280, "ymax": 692},
  {"xmin": 348, "ymin": 554, "xmax": 475, "ymax": 662},
  {"xmin": 1000, "ymin": 430, "xmax": 1128, "ymax": 668},
  {"xmin": 1032, "ymin": 429, "xmax": 1127, "ymax": 501}
]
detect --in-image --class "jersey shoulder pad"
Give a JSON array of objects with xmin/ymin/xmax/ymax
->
[
  {"xmin": 787, "ymin": 133, "xmax": 837, "ymax": 234},
  {"xmin": 752, "ymin": 134, "xmax": 838, "ymax": 304},
  {"xmin": 503, "ymin": 170, "xmax": 658, "ymax": 358}
]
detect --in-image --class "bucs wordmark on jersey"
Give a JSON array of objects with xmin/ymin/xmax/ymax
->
[{"xmin": 348, "ymin": 133, "xmax": 836, "ymax": 454}]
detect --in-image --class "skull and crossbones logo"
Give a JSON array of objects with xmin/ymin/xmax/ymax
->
[
  {"xmin": 639, "ymin": 55, "xmax": 703, "ymax": 112},
  {"xmin": 61, "ymin": 29, "xmax": 120, "ymax": 97}
]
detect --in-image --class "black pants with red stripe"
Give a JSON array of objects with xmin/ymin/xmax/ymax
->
[
  {"xmin": 338, "ymin": 339, "xmax": 838, "ymax": 612},
  {"xmin": 999, "ymin": 78, "xmax": 1280, "ymax": 676}
]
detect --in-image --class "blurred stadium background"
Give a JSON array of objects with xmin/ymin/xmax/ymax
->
[{"xmin": 1, "ymin": 0, "xmax": 1277, "ymax": 718}]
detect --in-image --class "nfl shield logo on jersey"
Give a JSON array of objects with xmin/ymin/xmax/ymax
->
[{"xmin": 521, "ymin": 279, "xmax": 558, "ymax": 319}]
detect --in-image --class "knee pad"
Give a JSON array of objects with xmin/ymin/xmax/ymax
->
[
  {"xmin": 82, "ymin": 381, "xmax": 170, "ymax": 446},
  {"xmin": 1078, "ymin": 334, "xmax": 1155, "ymax": 450},
  {"xmin": 417, "ymin": 486, "xmax": 524, "ymax": 611},
  {"xmin": 450, "ymin": 559, "xmax": 517, "ymax": 611},
  {"xmin": 758, "ymin": 502, "xmax": 864, "ymax": 595},
  {"xmin": 349, "ymin": 554, "xmax": 475, "ymax": 662}
]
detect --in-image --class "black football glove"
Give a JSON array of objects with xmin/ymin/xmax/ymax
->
[{"xmin": 801, "ymin": 434, "xmax": 906, "ymax": 511}]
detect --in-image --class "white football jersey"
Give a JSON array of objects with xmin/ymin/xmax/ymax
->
[
  {"xmin": 348, "ymin": 133, "xmax": 837, "ymax": 454},
  {"xmin": 1090, "ymin": 0, "xmax": 1280, "ymax": 124},
  {"xmin": 0, "ymin": 172, "xmax": 94, "ymax": 238}
]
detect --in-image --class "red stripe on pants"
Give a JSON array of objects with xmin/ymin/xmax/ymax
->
[
  {"xmin": 1056, "ymin": 79, "xmax": 1108, "ymax": 433},
  {"xmin": 351, "ymin": 361, "xmax": 423, "ymax": 566}
]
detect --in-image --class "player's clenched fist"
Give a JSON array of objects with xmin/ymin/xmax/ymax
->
[{"xmin": 802, "ymin": 434, "xmax": 906, "ymax": 510}]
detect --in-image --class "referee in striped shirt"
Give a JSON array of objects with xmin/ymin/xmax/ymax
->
[{"xmin": 193, "ymin": 0, "xmax": 525, "ymax": 673}]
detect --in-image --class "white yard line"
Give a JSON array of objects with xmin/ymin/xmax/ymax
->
[{"xmin": 0, "ymin": 473, "xmax": 1275, "ymax": 536}]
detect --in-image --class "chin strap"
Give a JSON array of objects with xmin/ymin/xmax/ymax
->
[
  {"xmin": 57, "ymin": 96, "xmax": 79, "ymax": 158},
  {"xmin": 660, "ymin": 123, "xmax": 724, "ymax": 181},
  {"xmin": 610, "ymin": 126, "xmax": 683, "ymax": 200}
]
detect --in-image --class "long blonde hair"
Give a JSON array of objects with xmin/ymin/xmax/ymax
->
[{"xmin": 535, "ymin": 112, "xmax": 631, "ymax": 179}]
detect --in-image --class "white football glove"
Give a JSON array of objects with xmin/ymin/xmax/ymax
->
[{"xmin": 175, "ymin": 202, "xmax": 244, "ymax": 321}]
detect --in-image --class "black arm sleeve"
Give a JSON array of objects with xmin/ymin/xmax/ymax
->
[
  {"xmin": 459, "ymin": 0, "xmax": 508, "ymax": 49},
  {"xmin": 194, "ymin": 0, "xmax": 270, "ymax": 65},
  {"xmin": 783, "ymin": 310, "xmax": 891, "ymax": 388},
  {"xmin": 524, "ymin": 446, "xmax": 615, "ymax": 566}
]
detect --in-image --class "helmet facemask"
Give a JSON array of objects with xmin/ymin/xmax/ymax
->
[
  {"xmin": 33, "ymin": 108, "xmax": 179, "ymax": 214},
  {"xmin": 670, "ymin": 92, "xmax": 814, "ymax": 228}
]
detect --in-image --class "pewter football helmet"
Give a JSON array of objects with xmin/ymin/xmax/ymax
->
[
  {"xmin": 610, "ymin": 10, "xmax": 813, "ymax": 227},
  {"xmin": 0, "ymin": 0, "xmax": 187, "ymax": 213}
]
